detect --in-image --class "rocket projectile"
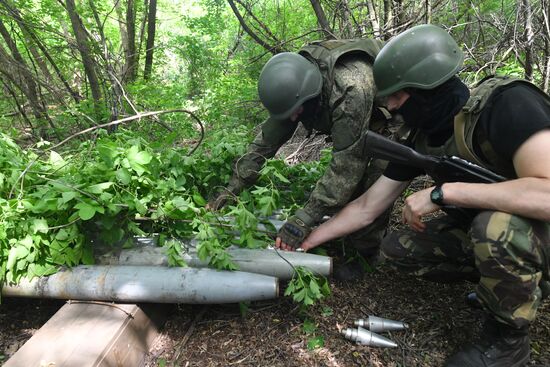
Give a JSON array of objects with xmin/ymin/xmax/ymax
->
[
  {"xmin": 341, "ymin": 327, "xmax": 397, "ymax": 348},
  {"xmin": 2, "ymin": 265, "xmax": 279, "ymax": 304},
  {"xmin": 97, "ymin": 242, "xmax": 332, "ymax": 280},
  {"xmin": 354, "ymin": 315, "xmax": 409, "ymax": 332}
]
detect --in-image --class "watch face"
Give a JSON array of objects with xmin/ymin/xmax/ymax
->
[{"xmin": 431, "ymin": 186, "xmax": 444, "ymax": 205}]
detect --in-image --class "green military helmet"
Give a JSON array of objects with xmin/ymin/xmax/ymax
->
[
  {"xmin": 258, "ymin": 52, "xmax": 322, "ymax": 120},
  {"xmin": 373, "ymin": 24, "xmax": 464, "ymax": 97}
]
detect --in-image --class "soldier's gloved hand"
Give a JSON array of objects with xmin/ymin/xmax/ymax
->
[
  {"xmin": 276, "ymin": 216, "xmax": 312, "ymax": 249},
  {"xmin": 276, "ymin": 209, "xmax": 317, "ymax": 250}
]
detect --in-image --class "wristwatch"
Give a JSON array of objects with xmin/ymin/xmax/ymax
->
[{"xmin": 430, "ymin": 185, "xmax": 445, "ymax": 206}]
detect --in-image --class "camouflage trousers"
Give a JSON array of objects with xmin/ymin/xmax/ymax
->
[{"xmin": 381, "ymin": 211, "xmax": 550, "ymax": 329}]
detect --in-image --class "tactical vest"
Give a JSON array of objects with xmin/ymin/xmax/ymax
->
[
  {"xmin": 415, "ymin": 76, "xmax": 550, "ymax": 178},
  {"xmin": 297, "ymin": 39, "xmax": 384, "ymax": 134}
]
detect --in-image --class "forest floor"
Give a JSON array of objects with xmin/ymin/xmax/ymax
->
[{"xmin": 1, "ymin": 267, "xmax": 549, "ymax": 367}]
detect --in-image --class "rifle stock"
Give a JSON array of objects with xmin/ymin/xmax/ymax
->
[{"xmin": 364, "ymin": 130, "xmax": 439, "ymax": 171}]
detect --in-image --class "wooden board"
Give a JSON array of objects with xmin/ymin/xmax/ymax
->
[{"xmin": 4, "ymin": 302, "xmax": 168, "ymax": 367}]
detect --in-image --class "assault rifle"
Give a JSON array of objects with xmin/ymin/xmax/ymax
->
[{"xmin": 363, "ymin": 130, "xmax": 507, "ymax": 223}]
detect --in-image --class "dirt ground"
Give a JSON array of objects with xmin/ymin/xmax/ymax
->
[
  {"xmin": 0, "ymin": 298, "xmax": 64, "ymax": 364},
  {"xmin": 1, "ymin": 265, "xmax": 549, "ymax": 367},
  {"xmin": 142, "ymin": 266, "xmax": 550, "ymax": 367}
]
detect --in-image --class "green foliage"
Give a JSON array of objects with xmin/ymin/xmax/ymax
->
[
  {"xmin": 239, "ymin": 301, "xmax": 250, "ymax": 317},
  {"xmin": 302, "ymin": 318, "xmax": 317, "ymax": 334},
  {"xmin": 302, "ymin": 318, "xmax": 325, "ymax": 350},
  {"xmin": 307, "ymin": 335, "xmax": 325, "ymax": 350},
  {"xmin": 0, "ymin": 123, "xmax": 330, "ymax": 306},
  {"xmin": 320, "ymin": 306, "xmax": 333, "ymax": 317},
  {"xmin": 164, "ymin": 237, "xmax": 187, "ymax": 267},
  {"xmin": 284, "ymin": 266, "xmax": 330, "ymax": 307}
]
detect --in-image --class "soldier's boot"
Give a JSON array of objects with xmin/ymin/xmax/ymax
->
[
  {"xmin": 332, "ymin": 248, "xmax": 379, "ymax": 282},
  {"xmin": 444, "ymin": 319, "xmax": 530, "ymax": 367},
  {"xmin": 333, "ymin": 214, "xmax": 387, "ymax": 281},
  {"xmin": 467, "ymin": 280, "xmax": 550, "ymax": 309}
]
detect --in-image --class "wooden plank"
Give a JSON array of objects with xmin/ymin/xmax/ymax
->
[{"xmin": 4, "ymin": 302, "xmax": 168, "ymax": 367}]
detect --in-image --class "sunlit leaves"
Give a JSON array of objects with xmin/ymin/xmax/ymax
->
[{"xmin": 284, "ymin": 266, "xmax": 330, "ymax": 307}]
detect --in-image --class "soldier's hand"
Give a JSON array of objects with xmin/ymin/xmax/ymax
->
[
  {"xmin": 275, "ymin": 236, "xmax": 295, "ymax": 251},
  {"xmin": 275, "ymin": 216, "xmax": 312, "ymax": 250},
  {"xmin": 402, "ymin": 187, "xmax": 439, "ymax": 232}
]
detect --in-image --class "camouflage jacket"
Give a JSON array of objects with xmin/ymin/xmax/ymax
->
[{"xmin": 228, "ymin": 55, "xmax": 380, "ymax": 224}]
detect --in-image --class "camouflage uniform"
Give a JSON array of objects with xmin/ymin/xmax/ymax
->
[
  {"xmin": 229, "ymin": 42, "xmax": 393, "ymax": 255},
  {"xmin": 382, "ymin": 212, "xmax": 550, "ymax": 328},
  {"xmin": 381, "ymin": 77, "xmax": 550, "ymax": 329}
]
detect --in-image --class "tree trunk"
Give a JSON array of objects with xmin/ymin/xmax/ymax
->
[
  {"xmin": 115, "ymin": 0, "xmax": 129, "ymax": 76},
  {"xmin": 366, "ymin": 0, "xmax": 381, "ymax": 38},
  {"xmin": 136, "ymin": 0, "xmax": 150, "ymax": 67},
  {"xmin": 308, "ymin": 0, "xmax": 334, "ymax": 38},
  {"xmin": 125, "ymin": 0, "xmax": 138, "ymax": 81},
  {"xmin": 520, "ymin": 0, "xmax": 534, "ymax": 81},
  {"xmin": 65, "ymin": 0, "xmax": 103, "ymax": 119},
  {"xmin": 383, "ymin": 0, "xmax": 393, "ymax": 33},
  {"xmin": 143, "ymin": 0, "xmax": 157, "ymax": 80},
  {"xmin": 425, "ymin": 0, "xmax": 432, "ymax": 24}
]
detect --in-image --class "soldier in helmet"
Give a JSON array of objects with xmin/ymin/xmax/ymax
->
[
  {"xmin": 209, "ymin": 39, "xmax": 396, "ymax": 278},
  {"xmin": 281, "ymin": 24, "xmax": 550, "ymax": 366}
]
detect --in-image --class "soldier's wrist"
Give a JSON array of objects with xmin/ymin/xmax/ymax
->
[{"xmin": 294, "ymin": 209, "xmax": 316, "ymax": 228}]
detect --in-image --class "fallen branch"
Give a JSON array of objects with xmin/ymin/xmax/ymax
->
[
  {"xmin": 47, "ymin": 109, "xmax": 204, "ymax": 153},
  {"xmin": 9, "ymin": 109, "xmax": 205, "ymax": 199}
]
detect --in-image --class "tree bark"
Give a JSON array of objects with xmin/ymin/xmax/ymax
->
[
  {"xmin": 520, "ymin": 0, "xmax": 534, "ymax": 81},
  {"xmin": 383, "ymin": 0, "xmax": 394, "ymax": 33},
  {"xmin": 125, "ymin": 0, "xmax": 138, "ymax": 81},
  {"xmin": 425, "ymin": 0, "xmax": 432, "ymax": 24},
  {"xmin": 366, "ymin": 0, "xmax": 381, "ymax": 38},
  {"xmin": 308, "ymin": 0, "xmax": 334, "ymax": 38},
  {"xmin": 65, "ymin": 0, "xmax": 103, "ymax": 118},
  {"xmin": 143, "ymin": 0, "xmax": 157, "ymax": 80},
  {"xmin": 136, "ymin": 0, "xmax": 149, "ymax": 67}
]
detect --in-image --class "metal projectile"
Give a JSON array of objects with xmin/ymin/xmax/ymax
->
[
  {"xmin": 354, "ymin": 315, "xmax": 409, "ymax": 332},
  {"xmin": 2, "ymin": 265, "xmax": 279, "ymax": 304},
  {"xmin": 341, "ymin": 327, "xmax": 397, "ymax": 348},
  {"xmin": 96, "ymin": 242, "xmax": 332, "ymax": 280}
]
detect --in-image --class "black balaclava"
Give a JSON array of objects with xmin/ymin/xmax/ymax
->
[{"xmin": 397, "ymin": 76, "xmax": 470, "ymax": 145}]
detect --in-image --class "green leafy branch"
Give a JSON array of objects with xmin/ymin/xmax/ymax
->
[{"xmin": 284, "ymin": 266, "xmax": 330, "ymax": 307}]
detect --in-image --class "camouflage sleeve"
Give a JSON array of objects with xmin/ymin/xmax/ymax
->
[
  {"xmin": 228, "ymin": 117, "xmax": 298, "ymax": 193},
  {"xmin": 302, "ymin": 57, "xmax": 376, "ymax": 223}
]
